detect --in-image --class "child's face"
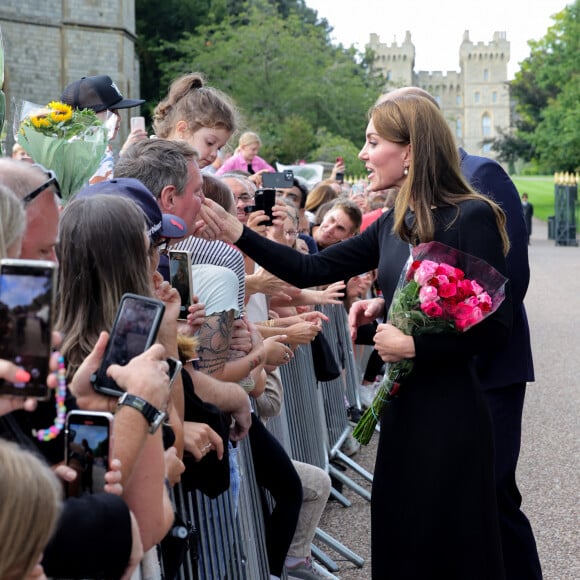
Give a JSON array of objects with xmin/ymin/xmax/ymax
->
[{"xmin": 184, "ymin": 126, "xmax": 232, "ymax": 169}]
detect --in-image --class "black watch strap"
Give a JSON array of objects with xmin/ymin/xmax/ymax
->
[{"xmin": 117, "ymin": 392, "xmax": 166, "ymax": 434}]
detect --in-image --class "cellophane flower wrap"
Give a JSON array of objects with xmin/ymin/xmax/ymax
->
[
  {"xmin": 17, "ymin": 100, "xmax": 108, "ymax": 203},
  {"xmin": 352, "ymin": 241, "xmax": 508, "ymax": 445}
]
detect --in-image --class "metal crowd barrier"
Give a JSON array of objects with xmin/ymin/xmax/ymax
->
[
  {"xmin": 317, "ymin": 304, "xmax": 373, "ymax": 499},
  {"xmin": 165, "ymin": 437, "xmax": 269, "ymax": 579},
  {"xmin": 160, "ymin": 303, "xmax": 372, "ymax": 578}
]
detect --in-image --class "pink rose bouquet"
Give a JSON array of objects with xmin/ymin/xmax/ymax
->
[{"xmin": 352, "ymin": 241, "xmax": 508, "ymax": 445}]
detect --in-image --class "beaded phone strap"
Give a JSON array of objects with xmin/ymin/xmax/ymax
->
[{"xmin": 33, "ymin": 355, "xmax": 67, "ymax": 442}]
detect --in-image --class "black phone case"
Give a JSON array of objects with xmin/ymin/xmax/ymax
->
[{"xmin": 91, "ymin": 293, "xmax": 165, "ymax": 397}]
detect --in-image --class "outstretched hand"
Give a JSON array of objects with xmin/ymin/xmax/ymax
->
[{"xmin": 348, "ymin": 297, "xmax": 385, "ymax": 342}]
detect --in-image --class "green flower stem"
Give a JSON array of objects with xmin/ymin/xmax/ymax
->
[{"xmin": 352, "ymin": 358, "xmax": 413, "ymax": 445}]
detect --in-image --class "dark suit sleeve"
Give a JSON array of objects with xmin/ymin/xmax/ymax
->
[
  {"xmin": 43, "ymin": 493, "xmax": 132, "ymax": 578},
  {"xmin": 466, "ymin": 160, "xmax": 530, "ymax": 306}
]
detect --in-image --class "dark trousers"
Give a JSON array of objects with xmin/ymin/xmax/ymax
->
[
  {"xmin": 484, "ymin": 383, "xmax": 542, "ymax": 580},
  {"xmin": 249, "ymin": 413, "xmax": 302, "ymax": 576}
]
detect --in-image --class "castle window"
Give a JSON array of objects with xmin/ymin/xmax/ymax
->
[
  {"xmin": 386, "ymin": 71, "xmax": 392, "ymax": 81},
  {"xmin": 456, "ymin": 94, "xmax": 462, "ymax": 106},
  {"xmin": 482, "ymin": 114, "xmax": 492, "ymax": 137},
  {"xmin": 435, "ymin": 95, "xmax": 442, "ymax": 106},
  {"xmin": 492, "ymin": 91, "xmax": 498, "ymax": 103},
  {"xmin": 475, "ymin": 91, "xmax": 481, "ymax": 104},
  {"xmin": 456, "ymin": 118, "xmax": 462, "ymax": 138},
  {"xmin": 483, "ymin": 69, "xmax": 489, "ymax": 81}
]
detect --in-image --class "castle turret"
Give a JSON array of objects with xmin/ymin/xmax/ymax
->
[
  {"xmin": 368, "ymin": 30, "xmax": 511, "ymax": 160},
  {"xmin": 368, "ymin": 31, "xmax": 415, "ymax": 88}
]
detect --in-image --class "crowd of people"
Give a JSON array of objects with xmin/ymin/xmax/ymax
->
[{"xmin": 0, "ymin": 71, "xmax": 542, "ymax": 580}]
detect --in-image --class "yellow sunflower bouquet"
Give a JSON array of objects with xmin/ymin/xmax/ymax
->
[{"xmin": 17, "ymin": 100, "xmax": 107, "ymax": 202}]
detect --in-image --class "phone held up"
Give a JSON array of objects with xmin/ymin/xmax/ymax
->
[
  {"xmin": 244, "ymin": 188, "xmax": 276, "ymax": 226},
  {"xmin": 65, "ymin": 410, "xmax": 113, "ymax": 498},
  {"xmin": 168, "ymin": 250, "xmax": 193, "ymax": 321},
  {"xmin": 91, "ymin": 293, "xmax": 165, "ymax": 397},
  {"xmin": 130, "ymin": 116, "xmax": 146, "ymax": 133},
  {"xmin": 335, "ymin": 157, "xmax": 345, "ymax": 184},
  {"xmin": 0, "ymin": 259, "xmax": 57, "ymax": 399},
  {"xmin": 261, "ymin": 169, "xmax": 294, "ymax": 190}
]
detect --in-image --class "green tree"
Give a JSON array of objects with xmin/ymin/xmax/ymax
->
[
  {"xmin": 156, "ymin": 0, "xmax": 382, "ymax": 164},
  {"xmin": 510, "ymin": 1, "xmax": 580, "ymax": 172},
  {"xmin": 489, "ymin": 126, "xmax": 534, "ymax": 174}
]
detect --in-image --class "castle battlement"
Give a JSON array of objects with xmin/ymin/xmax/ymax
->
[{"xmin": 369, "ymin": 30, "xmax": 511, "ymax": 160}]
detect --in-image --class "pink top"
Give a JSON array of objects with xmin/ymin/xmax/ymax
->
[{"xmin": 216, "ymin": 152, "xmax": 275, "ymax": 176}]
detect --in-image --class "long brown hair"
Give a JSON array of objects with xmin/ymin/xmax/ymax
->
[
  {"xmin": 56, "ymin": 195, "xmax": 153, "ymax": 376},
  {"xmin": 370, "ymin": 94, "xmax": 509, "ymax": 254}
]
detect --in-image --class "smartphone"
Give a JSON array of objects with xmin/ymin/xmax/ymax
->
[
  {"xmin": 167, "ymin": 356, "xmax": 183, "ymax": 389},
  {"xmin": 65, "ymin": 410, "xmax": 113, "ymax": 498},
  {"xmin": 254, "ymin": 188, "xmax": 276, "ymax": 226},
  {"xmin": 130, "ymin": 116, "xmax": 146, "ymax": 132},
  {"xmin": 335, "ymin": 157, "xmax": 345, "ymax": 184},
  {"xmin": 91, "ymin": 293, "xmax": 165, "ymax": 397},
  {"xmin": 262, "ymin": 170, "xmax": 294, "ymax": 190},
  {"xmin": 0, "ymin": 259, "xmax": 57, "ymax": 399},
  {"xmin": 168, "ymin": 250, "xmax": 193, "ymax": 321}
]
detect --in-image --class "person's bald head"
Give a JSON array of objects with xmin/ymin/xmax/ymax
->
[
  {"xmin": 377, "ymin": 86, "xmax": 440, "ymax": 109},
  {"xmin": 0, "ymin": 159, "xmax": 60, "ymax": 261}
]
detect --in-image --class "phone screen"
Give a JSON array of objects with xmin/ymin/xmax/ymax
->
[
  {"xmin": 65, "ymin": 411, "xmax": 113, "ymax": 498},
  {"xmin": 92, "ymin": 293, "xmax": 165, "ymax": 396},
  {"xmin": 130, "ymin": 116, "xmax": 146, "ymax": 132},
  {"xmin": 255, "ymin": 189, "xmax": 276, "ymax": 225},
  {"xmin": 169, "ymin": 251, "xmax": 192, "ymax": 320},
  {"xmin": 0, "ymin": 259, "xmax": 56, "ymax": 399}
]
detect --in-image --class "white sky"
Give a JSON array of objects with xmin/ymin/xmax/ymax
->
[{"xmin": 305, "ymin": 0, "xmax": 568, "ymax": 79}]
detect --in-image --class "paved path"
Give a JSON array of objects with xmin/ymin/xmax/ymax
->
[{"xmin": 316, "ymin": 217, "xmax": 580, "ymax": 579}]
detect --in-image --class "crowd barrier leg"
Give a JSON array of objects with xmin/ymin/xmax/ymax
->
[{"xmin": 315, "ymin": 528, "xmax": 365, "ymax": 569}]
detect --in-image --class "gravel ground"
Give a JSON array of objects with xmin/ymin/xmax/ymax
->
[{"xmin": 315, "ymin": 218, "xmax": 580, "ymax": 579}]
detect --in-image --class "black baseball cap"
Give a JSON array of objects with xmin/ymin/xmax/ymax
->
[
  {"xmin": 75, "ymin": 178, "xmax": 186, "ymax": 241},
  {"xmin": 60, "ymin": 75, "xmax": 145, "ymax": 113}
]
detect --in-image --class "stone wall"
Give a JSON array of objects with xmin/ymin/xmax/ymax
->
[{"xmin": 0, "ymin": 0, "xmax": 140, "ymax": 152}]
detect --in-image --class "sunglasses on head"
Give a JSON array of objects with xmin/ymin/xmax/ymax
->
[
  {"xmin": 152, "ymin": 237, "xmax": 171, "ymax": 256},
  {"xmin": 22, "ymin": 164, "xmax": 63, "ymax": 206}
]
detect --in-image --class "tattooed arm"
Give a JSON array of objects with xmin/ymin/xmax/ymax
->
[{"xmin": 195, "ymin": 310, "xmax": 266, "ymax": 388}]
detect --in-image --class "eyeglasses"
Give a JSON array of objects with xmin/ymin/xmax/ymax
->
[
  {"xmin": 234, "ymin": 193, "xmax": 255, "ymax": 204},
  {"xmin": 22, "ymin": 165, "xmax": 62, "ymax": 206},
  {"xmin": 284, "ymin": 230, "xmax": 299, "ymax": 239},
  {"xmin": 153, "ymin": 237, "xmax": 171, "ymax": 256}
]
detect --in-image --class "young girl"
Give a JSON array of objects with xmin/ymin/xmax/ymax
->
[{"xmin": 153, "ymin": 72, "xmax": 239, "ymax": 170}]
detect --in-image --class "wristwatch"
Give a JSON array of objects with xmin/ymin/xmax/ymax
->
[{"xmin": 116, "ymin": 392, "xmax": 167, "ymax": 434}]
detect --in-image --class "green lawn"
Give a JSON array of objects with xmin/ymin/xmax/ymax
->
[{"xmin": 510, "ymin": 175, "xmax": 555, "ymax": 221}]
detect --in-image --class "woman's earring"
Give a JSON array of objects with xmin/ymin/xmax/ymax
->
[{"xmin": 403, "ymin": 166, "xmax": 409, "ymax": 176}]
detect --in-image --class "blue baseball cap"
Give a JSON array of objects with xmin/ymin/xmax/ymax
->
[{"xmin": 75, "ymin": 178, "xmax": 186, "ymax": 240}]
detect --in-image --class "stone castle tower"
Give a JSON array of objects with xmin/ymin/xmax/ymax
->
[
  {"xmin": 0, "ymin": 0, "xmax": 141, "ymax": 152},
  {"xmin": 368, "ymin": 31, "xmax": 511, "ymax": 158}
]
